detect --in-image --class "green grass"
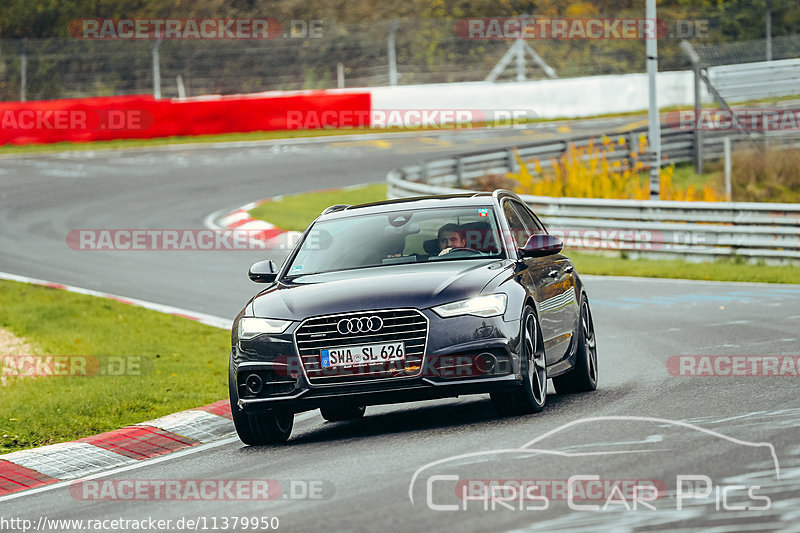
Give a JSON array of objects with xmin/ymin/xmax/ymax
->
[
  {"xmin": 0, "ymin": 128, "xmax": 400, "ymax": 156},
  {"xmin": 248, "ymin": 183, "xmax": 389, "ymax": 231},
  {"xmin": 568, "ymin": 251, "xmax": 800, "ymax": 284},
  {"xmin": 0, "ymin": 280, "xmax": 231, "ymax": 454},
  {"xmin": 668, "ymin": 161, "xmax": 719, "ymax": 190},
  {"xmin": 248, "ymin": 184, "xmax": 799, "ymax": 283}
]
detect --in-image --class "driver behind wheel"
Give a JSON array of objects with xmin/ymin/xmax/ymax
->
[{"xmin": 437, "ymin": 224, "xmax": 467, "ymax": 255}]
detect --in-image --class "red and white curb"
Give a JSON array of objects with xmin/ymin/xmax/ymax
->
[
  {"xmin": 0, "ymin": 271, "xmax": 236, "ymax": 497},
  {"xmin": 0, "ymin": 401, "xmax": 234, "ymax": 496},
  {"xmin": 211, "ymin": 198, "xmax": 296, "ymax": 251},
  {"xmin": 206, "ymin": 184, "xmax": 375, "ymax": 250}
]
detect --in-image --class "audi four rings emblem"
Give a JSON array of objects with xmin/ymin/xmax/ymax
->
[{"xmin": 337, "ymin": 316, "xmax": 383, "ymax": 334}]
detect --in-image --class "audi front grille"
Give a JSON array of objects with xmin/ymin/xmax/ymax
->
[{"xmin": 294, "ymin": 309, "xmax": 428, "ymax": 384}]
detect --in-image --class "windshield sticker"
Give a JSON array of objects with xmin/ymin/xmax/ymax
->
[{"xmin": 478, "ymin": 208, "xmax": 489, "ymax": 217}]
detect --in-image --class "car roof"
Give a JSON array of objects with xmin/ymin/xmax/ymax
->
[{"xmin": 317, "ymin": 190, "xmax": 518, "ymax": 221}]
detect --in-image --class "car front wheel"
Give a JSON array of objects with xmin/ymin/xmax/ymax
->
[{"xmin": 229, "ymin": 359, "xmax": 294, "ymax": 444}]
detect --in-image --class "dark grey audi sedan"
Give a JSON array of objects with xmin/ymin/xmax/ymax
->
[{"xmin": 230, "ymin": 190, "xmax": 597, "ymax": 444}]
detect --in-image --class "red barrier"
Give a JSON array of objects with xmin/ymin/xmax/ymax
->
[{"xmin": 0, "ymin": 91, "xmax": 371, "ymax": 145}]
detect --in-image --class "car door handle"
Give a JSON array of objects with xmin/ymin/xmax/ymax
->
[
  {"xmin": 564, "ymin": 265, "xmax": 574, "ymax": 274},
  {"xmin": 547, "ymin": 269, "xmax": 559, "ymax": 278}
]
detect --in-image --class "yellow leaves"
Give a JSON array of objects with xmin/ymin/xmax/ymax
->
[
  {"xmin": 703, "ymin": 186, "xmax": 720, "ymax": 202},
  {"xmin": 638, "ymin": 134, "xmax": 648, "ymax": 153},
  {"xmin": 506, "ymin": 139, "xmax": 724, "ymax": 202},
  {"xmin": 565, "ymin": 2, "xmax": 598, "ymax": 17}
]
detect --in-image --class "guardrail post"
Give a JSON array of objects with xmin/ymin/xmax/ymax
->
[
  {"xmin": 724, "ymin": 137, "xmax": 732, "ymax": 201},
  {"xmin": 629, "ymin": 132, "xmax": 639, "ymax": 165},
  {"xmin": 680, "ymin": 40, "xmax": 703, "ymax": 174},
  {"xmin": 388, "ymin": 21, "xmax": 399, "ymax": 86},
  {"xmin": 420, "ymin": 161, "xmax": 429, "ymax": 183},
  {"xmin": 506, "ymin": 148, "xmax": 518, "ymax": 172},
  {"xmin": 455, "ymin": 157, "xmax": 464, "ymax": 187},
  {"xmin": 152, "ymin": 38, "xmax": 162, "ymax": 99},
  {"xmin": 19, "ymin": 38, "xmax": 28, "ymax": 101}
]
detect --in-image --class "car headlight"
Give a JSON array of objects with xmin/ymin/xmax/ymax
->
[
  {"xmin": 432, "ymin": 294, "xmax": 507, "ymax": 318},
  {"xmin": 238, "ymin": 317, "xmax": 292, "ymax": 339}
]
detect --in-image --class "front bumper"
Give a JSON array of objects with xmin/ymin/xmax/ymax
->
[{"xmin": 232, "ymin": 310, "xmax": 523, "ymax": 413}]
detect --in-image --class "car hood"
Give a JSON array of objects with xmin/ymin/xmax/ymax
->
[{"xmin": 248, "ymin": 259, "xmax": 514, "ymax": 319}]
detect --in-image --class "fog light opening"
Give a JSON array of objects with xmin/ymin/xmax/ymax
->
[
  {"xmin": 245, "ymin": 373, "xmax": 263, "ymax": 395},
  {"xmin": 477, "ymin": 352, "xmax": 497, "ymax": 374}
]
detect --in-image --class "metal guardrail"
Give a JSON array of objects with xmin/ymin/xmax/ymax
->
[
  {"xmin": 387, "ymin": 126, "xmax": 800, "ymax": 263},
  {"xmin": 708, "ymin": 58, "xmax": 800, "ymax": 102}
]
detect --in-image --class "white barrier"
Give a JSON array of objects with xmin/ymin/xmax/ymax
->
[
  {"xmin": 368, "ymin": 70, "xmax": 695, "ymax": 120},
  {"xmin": 708, "ymin": 58, "xmax": 800, "ymax": 102}
]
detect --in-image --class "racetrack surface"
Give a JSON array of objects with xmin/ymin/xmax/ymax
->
[{"xmin": 1, "ymin": 121, "xmax": 798, "ymax": 532}]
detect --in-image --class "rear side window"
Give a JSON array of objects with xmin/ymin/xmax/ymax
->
[
  {"xmin": 511, "ymin": 201, "xmax": 547, "ymax": 235},
  {"xmin": 502, "ymin": 201, "xmax": 530, "ymax": 248}
]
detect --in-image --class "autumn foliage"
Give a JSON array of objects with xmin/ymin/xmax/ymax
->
[{"xmin": 506, "ymin": 134, "xmax": 723, "ymax": 201}]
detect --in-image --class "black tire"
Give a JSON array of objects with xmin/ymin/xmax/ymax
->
[
  {"xmin": 229, "ymin": 359, "xmax": 293, "ymax": 444},
  {"xmin": 320, "ymin": 403, "xmax": 366, "ymax": 422},
  {"xmin": 553, "ymin": 295, "xmax": 598, "ymax": 394},
  {"xmin": 491, "ymin": 306, "xmax": 547, "ymax": 416}
]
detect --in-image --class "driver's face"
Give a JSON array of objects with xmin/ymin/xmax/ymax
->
[{"xmin": 438, "ymin": 231, "xmax": 465, "ymax": 250}]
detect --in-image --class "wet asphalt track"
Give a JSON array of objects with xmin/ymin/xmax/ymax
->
[{"xmin": 0, "ymin": 121, "xmax": 798, "ymax": 532}]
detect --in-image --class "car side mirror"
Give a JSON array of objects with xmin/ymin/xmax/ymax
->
[
  {"xmin": 248, "ymin": 260, "xmax": 278, "ymax": 283},
  {"xmin": 519, "ymin": 234, "xmax": 563, "ymax": 258}
]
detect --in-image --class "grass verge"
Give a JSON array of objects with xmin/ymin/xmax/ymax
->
[
  {"xmin": 248, "ymin": 183, "xmax": 388, "ymax": 231},
  {"xmin": 568, "ymin": 251, "xmax": 800, "ymax": 284},
  {"xmin": 248, "ymin": 184, "xmax": 800, "ymax": 284},
  {"xmin": 0, "ymin": 128, "xmax": 397, "ymax": 156},
  {"xmin": 0, "ymin": 280, "xmax": 230, "ymax": 454}
]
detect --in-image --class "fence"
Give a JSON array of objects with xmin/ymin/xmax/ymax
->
[
  {"xmin": 387, "ymin": 126, "xmax": 800, "ymax": 263},
  {"xmin": 4, "ymin": 16, "xmax": 782, "ymax": 102}
]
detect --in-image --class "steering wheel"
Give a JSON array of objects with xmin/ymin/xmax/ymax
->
[{"xmin": 438, "ymin": 247, "xmax": 481, "ymax": 256}]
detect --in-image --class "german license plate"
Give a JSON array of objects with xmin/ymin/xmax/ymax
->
[{"xmin": 320, "ymin": 342, "xmax": 405, "ymax": 368}]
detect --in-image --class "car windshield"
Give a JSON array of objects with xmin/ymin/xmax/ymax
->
[{"xmin": 285, "ymin": 206, "xmax": 505, "ymax": 278}]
